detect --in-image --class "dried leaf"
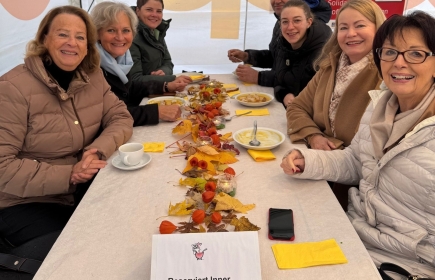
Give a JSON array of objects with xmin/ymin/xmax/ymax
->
[
  {"xmin": 191, "ymin": 124, "xmax": 199, "ymax": 142},
  {"xmin": 179, "ymin": 177, "xmax": 207, "ymax": 189},
  {"xmin": 168, "ymin": 200, "xmax": 194, "ymax": 216},
  {"xmin": 199, "ymin": 224, "xmax": 207, "ymax": 233},
  {"xmin": 217, "ymin": 151, "xmax": 238, "ymax": 164},
  {"xmin": 172, "ymin": 120, "xmax": 193, "ymax": 135},
  {"xmin": 197, "ymin": 145, "xmax": 219, "ymax": 155},
  {"xmin": 178, "ymin": 221, "xmax": 200, "ymax": 233},
  {"xmin": 213, "ymin": 192, "xmax": 255, "ymax": 213},
  {"xmin": 230, "ymin": 216, "xmax": 261, "ymax": 231},
  {"xmin": 207, "ymin": 223, "xmax": 228, "ymax": 232},
  {"xmin": 222, "ymin": 212, "xmax": 237, "ymax": 224}
]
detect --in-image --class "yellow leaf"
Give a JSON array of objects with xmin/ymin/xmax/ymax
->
[
  {"xmin": 184, "ymin": 154, "xmax": 216, "ymax": 174},
  {"xmin": 172, "ymin": 120, "xmax": 193, "ymax": 135},
  {"xmin": 197, "ymin": 145, "xmax": 219, "ymax": 155},
  {"xmin": 199, "ymin": 224, "xmax": 206, "ymax": 233},
  {"xmin": 217, "ymin": 151, "xmax": 238, "ymax": 164},
  {"xmin": 191, "ymin": 124, "xmax": 199, "ymax": 142},
  {"xmin": 220, "ymin": 132, "xmax": 233, "ymax": 141},
  {"xmin": 213, "ymin": 192, "xmax": 255, "ymax": 213},
  {"xmin": 168, "ymin": 200, "xmax": 194, "ymax": 216},
  {"xmin": 179, "ymin": 178, "xmax": 197, "ymax": 187},
  {"xmin": 230, "ymin": 216, "xmax": 261, "ymax": 231}
]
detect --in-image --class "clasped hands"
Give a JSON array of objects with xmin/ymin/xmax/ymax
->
[
  {"xmin": 280, "ymin": 150, "xmax": 305, "ymax": 175},
  {"xmin": 70, "ymin": 148, "xmax": 106, "ymax": 185}
]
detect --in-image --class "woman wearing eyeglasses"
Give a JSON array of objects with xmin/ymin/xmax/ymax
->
[{"xmin": 281, "ymin": 11, "xmax": 435, "ymax": 278}]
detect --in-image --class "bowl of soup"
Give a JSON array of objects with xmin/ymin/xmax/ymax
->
[{"xmin": 233, "ymin": 127, "xmax": 285, "ymax": 150}]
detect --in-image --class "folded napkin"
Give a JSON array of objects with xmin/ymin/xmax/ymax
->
[
  {"xmin": 271, "ymin": 239, "xmax": 348, "ymax": 269},
  {"xmin": 189, "ymin": 74, "xmax": 205, "ymax": 80},
  {"xmin": 243, "ymin": 82, "xmax": 255, "ymax": 86},
  {"xmin": 143, "ymin": 142, "xmax": 165, "ymax": 153},
  {"xmin": 247, "ymin": 149, "xmax": 276, "ymax": 161},
  {"xmin": 222, "ymin": 83, "xmax": 238, "ymax": 90},
  {"xmin": 227, "ymin": 90, "xmax": 240, "ymax": 97},
  {"xmin": 235, "ymin": 109, "xmax": 269, "ymax": 116}
]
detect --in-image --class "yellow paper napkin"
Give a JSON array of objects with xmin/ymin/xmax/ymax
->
[
  {"xmin": 189, "ymin": 74, "xmax": 205, "ymax": 80},
  {"xmin": 227, "ymin": 90, "xmax": 240, "ymax": 97},
  {"xmin": 243, "ymin": 82, "xmax": 255, "ymax": 86},
  {"xmin": 247, "ymin": 149, "xmax": 276, "ymax": 162},
  {"xmin": 271, "ymin": 239, "xmax": 348, "ymax": 269},
  {"xmin": 143, "ymin": 142, "xmax": 165, "ymax": 153},
  {"xmin": 235, "ymin": 109, "xmax": 270, "ymax": 116},
  {"xmin": 222, "ymin": 83, "xmax": 238, "ymax": 90}
]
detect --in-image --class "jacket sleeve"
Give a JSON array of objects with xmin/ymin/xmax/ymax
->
[
  {"xmin": 311, "ymin": 0, "xmax": 332, "ymax": 24},
  {"xmin": 156, "ymin": 39, "xmax": 174, "ymax": 75},
  {"xmin": 245, "ymin": 49, "xmax": 274, "ymax": 69},
  {"xmin": 0, "ymin": 81, "xmax": 73, "ymax": 197},
  {"xmin": 128, "ymin": 80, "xmax": 164, "ymax": 105},
  {"xmin": 258, "ymin": 70, "xmax": 276, "ymax": 87},
  {"xmin": 128, "ymin": 104, "xmax": 159, "ymax": 127},
  {"xmin": 129, "ymin": 42, "xmax": 176, "ymax": 83},
  {"xmin": 293, "ymin": 139, "xmax": 363, "ymax": 184},
  {"xmin": 287, "ymin": 70, "xmax": 338, "ymax": 144},
  {"xmin": 85, "ymin": 78, "xmax": 133, "ymax": 160}
]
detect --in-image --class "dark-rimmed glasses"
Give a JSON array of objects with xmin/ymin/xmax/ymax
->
[{"xmin": 376, "ymin": 47, "xmax": 435, "ymax": 64}]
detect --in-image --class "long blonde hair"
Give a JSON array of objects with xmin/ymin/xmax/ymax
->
[{"xmin": 313, "ymin": 0, "xmax": 385, "ymax": 70}]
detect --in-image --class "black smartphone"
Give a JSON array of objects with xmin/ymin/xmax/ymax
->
[{"xmin": 268, "ymin": 208, "xmax": 295, "ymax": 241}]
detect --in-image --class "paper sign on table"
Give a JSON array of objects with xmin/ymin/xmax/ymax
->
[
  {"xmin": 151, "ymin": 232, "xmax": 262, "ymax": 280},
  {"xmin": 271, "ymin": 239, "xmax": 348, "ymax": 269},
  {"xmin": 143, "ymin": 142, "xmax": 165, "ymax": 153},
  {"xmin": 235, "ymin": 109, "xmax": 270, "ymax": 116},
  {"xmin": 247, "ymin": 149, "xmax": 276, "ymax": 161}
]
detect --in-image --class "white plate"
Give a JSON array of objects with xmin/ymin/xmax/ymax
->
[
  {"xmin": 147, "ymin": 96, "xmax": 186, "ymax": 106},
  {"xmin": 176, "ymin": 72, "xmax": 208, "ymax": 83},
  {"xmin": 112, "ymin": 153, "xmax": 152, "ymax": 171},
  {"xmin": 233, "ymin": 127, "xmax": 285, "ymax": 150},
  {"xmin": 235, "ymin": 92, "xmax": 274, "ymax": 107}
]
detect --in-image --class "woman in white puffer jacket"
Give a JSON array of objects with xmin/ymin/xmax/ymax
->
[{"xmin": 281, "ymin": 11, "xmax": 435, "ymax": 278}]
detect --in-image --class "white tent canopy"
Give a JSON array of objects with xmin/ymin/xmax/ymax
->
[{"xmin": 1, "ymin": 0, "xmax": 435, "ymax": 76}]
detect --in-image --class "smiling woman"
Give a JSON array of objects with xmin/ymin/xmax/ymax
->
[
  {"xmin": 91, "ymin": 1, "xmax": 189, "ymax": 126},
  {"xmin": 0, "ymin": 5, "xmax": 133, "ymax": 275}
]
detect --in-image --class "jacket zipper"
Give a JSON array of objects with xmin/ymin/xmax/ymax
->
[{"xmin": 70, "ymin": 99, "xmax": 86, "ymax": 150}]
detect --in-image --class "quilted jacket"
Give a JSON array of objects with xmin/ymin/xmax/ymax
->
[
  {"xmin": 0, "ymin": 56, "xmax": 133, "ymax": 209},
  {"xmin": 293, "ymin": 85, "xmax": 435, "ymax": 277}
]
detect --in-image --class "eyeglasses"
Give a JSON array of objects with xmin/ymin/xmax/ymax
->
[{"xmin": 376, "ymin": 47, "xmax": 435, "ymax": 64}]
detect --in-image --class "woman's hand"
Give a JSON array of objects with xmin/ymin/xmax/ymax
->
[
  {"xmin": 167, "ymin": 80, "xmax": 188, "ymax": 92},
  {"xmin": 151, "ymin": 70, "xmax": 165, "ymax": 76},
  {"xmin": 70, "ymin": 149, "xmax": 107, "ymax": 185},
  {"xmin": 309, "ymin": 134, "xmax": 336, "ymax": 151},
  {"xmin": 235, "ymin": 64, "xmax": 258, "ymax": 84},
  {"xmin": 283, "ymin": 93, "xmax": 295, "ymax": 107},
  {"xmin": 158, "ymin": 104, "xmax": 182, "ymax": 121},
  {"xmin": 281, "ymin": 150, "xmax": 305, "ymax": 175},
  {"xmin": 228, "ymin": 49, "xmax": 248, "ymax": 63},
  {"xmin": 174, "ymin": 75, "xmax": 192, "ymax": 84}
]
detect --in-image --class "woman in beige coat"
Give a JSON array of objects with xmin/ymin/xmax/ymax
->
[
  {"xmin": 286, "ymin": 0, "xmax": 385, "ymax": 208},
  {"xmin": 0, "ymin": 6, "xmax": 133, "ymax": 270}
]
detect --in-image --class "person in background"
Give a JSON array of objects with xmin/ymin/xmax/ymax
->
[
  {"xmin": 227, "ymin": 0, "xmax": 332, "ymax": 86},
  {"xmin": 0, "ymin": 5, "xmax": 133, "ymax": 273},
  {"xmin": 281, "ymin": 11, "xmax": 435, "ymax": 278},
  {"xmin": 91, "ymin": 1, "xmax": 187, "ymax": 126},
  {"xmin": 130, "ymin": 0, "xmax": 191, "ymax": 84},
  {"xmin": 274, "ymin": 0, "xmax": 332, "ymax": 107}
]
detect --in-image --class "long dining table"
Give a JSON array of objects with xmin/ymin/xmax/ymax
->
[{"xmin": 34, "ymin": 74, "xmax": 381, "ymax": 280}]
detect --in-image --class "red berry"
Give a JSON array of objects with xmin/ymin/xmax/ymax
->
[
  {"xmin": 211, "ymin": 212, "xmax": 222, "ymax": 224},
  {"xmin": 213, "ymin": 88, "xmax": 221, "ymax": 94},
  {"xmin": 202, "ymin": 191, "xmax": 215, "ymax": 203},
  {"xmin": 190, "ymin": 157, "xmax": 198, "ymax": 167},
  {"xmin": 205, "ymin": 181, "xmax": 217, "ymax": 192},
  {"xmin": 198, "ymin": 160, "xmax": 208, "ymax": 169},
  {"xmin": 207, "ymin": 127, "xmax": 217, "ymax": 136},
  {"xmin": 224, "ymin": 167, "xmax": 236, "ymax": 176}
]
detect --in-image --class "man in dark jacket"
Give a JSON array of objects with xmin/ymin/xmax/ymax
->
[{"xmin": 228, "ymin": 0, "xmax": 331, "ymax": 87}]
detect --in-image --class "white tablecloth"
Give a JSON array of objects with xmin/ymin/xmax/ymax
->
[{"xmin": 34, "ymin": 74, "xmax": 381, "ymax": 280}]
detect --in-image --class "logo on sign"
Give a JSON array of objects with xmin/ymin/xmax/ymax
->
[{"xmin": 191, "ymin": 242, "xmax": 208, "ymax": 260}]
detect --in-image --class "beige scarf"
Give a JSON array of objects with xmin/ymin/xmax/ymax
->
[
  {"xmin": 370, "ymin": 84, "xmax": 435, "ymax": 159},
  {"xmin": 329, "ymin": 53, "xmax": 370, "ymax": 135}
]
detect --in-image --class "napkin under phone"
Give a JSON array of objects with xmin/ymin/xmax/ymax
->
[{"xmin": 268, "ymin": 208, "xmax": 295, "ymax": 241}]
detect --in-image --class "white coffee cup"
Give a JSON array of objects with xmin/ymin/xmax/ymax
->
[{"xmin": 118, "ymin": 143, "xmax": 144, "ymax": 166}]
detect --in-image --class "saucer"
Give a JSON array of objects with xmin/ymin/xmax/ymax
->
[{"xmin": 112, "ymin": 153, "xmax": 152, "ymax": 171}]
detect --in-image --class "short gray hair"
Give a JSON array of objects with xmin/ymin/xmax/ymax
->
[{"xmin": 91, "ymin": 1, "xmax": 138, "ymax": 37}]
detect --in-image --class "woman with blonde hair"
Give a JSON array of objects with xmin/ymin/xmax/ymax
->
[
  {"xmin": 0, "ymin": 5, "xmax": 132, "ymax": 275},
  {"xmin": 288, "ymin": 0, "xmax": 385, "ymax": 150},
  {"xmin": 286, "ymin": 0, "xmax": 385, "ymax": 209}
]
